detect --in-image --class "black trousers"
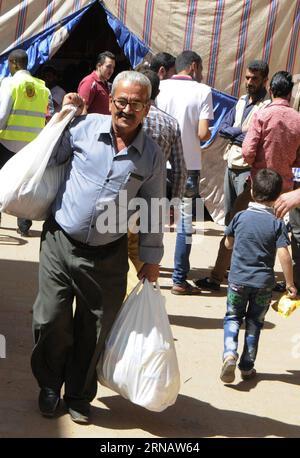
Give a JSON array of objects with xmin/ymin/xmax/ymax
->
[
  {"xmin": 31, "ymin": 216, "xmax": 128, "ymax": 405},
  {"xmin": 0, "ymin": 142, "xmax": 15, "ymax": 168}
]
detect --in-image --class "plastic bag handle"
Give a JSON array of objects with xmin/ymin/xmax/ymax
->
[
  {"xmin": 47, "ymin": 104, "xmax": 77, "ymax": 128},
  {"xmin": 128, "ymin": 279, "xmax": 144, "ymax": 298},
  {"xmin": 132, "ymin": 278, "xmax": 161, "ymax": 293},
  {"xmin": 143, "ymin": 278, "xmax": 161, "ymax": 293}
]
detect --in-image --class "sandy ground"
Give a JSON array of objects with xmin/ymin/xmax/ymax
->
[{"xmin": 1, "ymin": 213, "xmax": 300, "ymax": 439}]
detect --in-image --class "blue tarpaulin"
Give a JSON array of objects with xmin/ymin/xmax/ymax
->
[
  {"xmin": 204, "ymin": 89, "xmax": 237, "ymax": 146},
  {"xmin": 0, "ymin": 3, "xmax": 96, "ymax": 78},
  {"xmin": 103, "ymin": 6, "xmax": 149, "ymax": 69}
]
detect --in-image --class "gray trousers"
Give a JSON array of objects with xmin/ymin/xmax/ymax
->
[
  {"xmin": 31, "ymin": 217, "xmax": 128, "ymax": 405},
  {"xmin": 224, "ymin": 167, "xmax": 251, "ymax": 226},
  {"xmin": 289, "ymin": 207, "xmax": 300, "ymax": 289}
]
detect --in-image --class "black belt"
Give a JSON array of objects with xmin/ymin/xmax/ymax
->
[{"xmin": 47, "ymin": 215, "xmax": 126, "ymax": 251}]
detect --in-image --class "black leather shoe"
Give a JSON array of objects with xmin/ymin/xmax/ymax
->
[
  {"xmin": 193, "ymin": 277, "xmax": 220, "ymax": 291},
  {"xmin": 38, "ymin": 387, "xmax": 60, "ymax": 417}
]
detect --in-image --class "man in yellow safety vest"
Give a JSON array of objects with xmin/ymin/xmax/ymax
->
[{"xmin": 0, "ymin": 49, "xmax": 53, "ymax": 235}]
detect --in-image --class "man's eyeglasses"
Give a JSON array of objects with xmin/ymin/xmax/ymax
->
[{"xmin": 113, "ymin": 98, "xmax": 148, "ymax": 112}]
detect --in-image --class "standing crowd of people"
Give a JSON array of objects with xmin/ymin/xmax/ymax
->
[{"xmin": 1, "ymin": 46, "xmax": 300, "ymax": 424}]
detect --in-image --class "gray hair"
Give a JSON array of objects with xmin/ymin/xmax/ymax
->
[{"xmin": 111, "ymin": 71, "xmax": 151, "ymax": 99}]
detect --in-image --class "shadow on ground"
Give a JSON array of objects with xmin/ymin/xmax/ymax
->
[
  {"xmin": 0, "ymin": 234, "xmax": 28, "ymax": 246},
  {"xmin": 225, "ymin": 370, "xmax": 300, "ymax": 392},
  {"xmin": 203, "ymin": 228, "xmax": 224, "ymax": 237},
  {"xmin": 0, "ymin": 226, "xmax": 41, "ymax": 238},
  {"xmin": 0, "ymin": 258, "xmax": 62, "ymax": 438},
  {"xmin": 168, "ymin": 315, "xmax": 275, "ymax": 330},
  {"xmin": 95, "ymin": 393, "xmax": 300, "ymax": 438}
]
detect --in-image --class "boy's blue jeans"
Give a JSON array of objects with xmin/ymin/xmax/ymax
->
[{"xmin": 223, "ymin": 283, "xmax": 272, "ymax": 371}]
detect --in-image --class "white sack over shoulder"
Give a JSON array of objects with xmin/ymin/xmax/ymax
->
[
  {"xmin": 98, "ymin": 280, "xmax": 180, "ymax": 412},
  {"xmin": 0, "ymin": 105, "xmax": 76, "ymax": 220}
]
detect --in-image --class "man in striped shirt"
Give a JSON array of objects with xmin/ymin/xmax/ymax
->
[
  {"xmin": 128, "ymin": 69, "xmax": 187, "ymax": 275},
  {"xmin": 142, "ymin": 69, "xmax": 187, "ymax": 200}
]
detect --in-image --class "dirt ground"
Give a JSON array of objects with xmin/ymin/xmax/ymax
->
[{"xmin": 1, "ymin": 213, "xmax": 300, "ymax": 439}]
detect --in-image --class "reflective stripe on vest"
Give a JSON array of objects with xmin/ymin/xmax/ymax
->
[
  {"xmin": 11, "ymin": 109, "xmax": 46, "ymax": 118},
  {"xmin": 0, "ymin": 74, "xmax": 49, "ymax": 143}
]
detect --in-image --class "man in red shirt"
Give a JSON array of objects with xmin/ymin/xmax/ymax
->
[
  {"xmin": 78, "ymin": 51, "xmax": 115, "ymax": 114},
  {"xmin": 243, "ymin": 71, "xmax": 300, "ymax": 192}
]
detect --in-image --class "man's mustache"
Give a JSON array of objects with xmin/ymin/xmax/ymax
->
[{"xmin": 117, "ymin": 112, "xmax": 135, "ymax": 119}]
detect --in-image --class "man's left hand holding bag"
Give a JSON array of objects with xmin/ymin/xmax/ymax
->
[{"xmin": 55, "ymin": 93, "xmax": 87, "ymax": 122}]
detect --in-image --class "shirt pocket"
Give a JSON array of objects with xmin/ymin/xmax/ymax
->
[
  {"xmin": 118, "ymin": 172, "xmax": 144, "ymax": 207},
  {"xmin": 104, "ymin": 174, "xmax": 127, "ymax": 193}
]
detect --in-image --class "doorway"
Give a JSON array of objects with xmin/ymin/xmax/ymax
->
[{"xmin": 36, "ymin": 2, "xmax": 131, "ymax": 92}]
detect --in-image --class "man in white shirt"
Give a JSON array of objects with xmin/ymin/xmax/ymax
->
[
  {"xmin": 157, "ymin": 51, "xmax": 214, "ymax": 294},
  {"xmin": 149, "ymin": 52, "xmax": 176, "ymax": 80}
]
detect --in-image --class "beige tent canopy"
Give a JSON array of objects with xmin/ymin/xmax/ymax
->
[{"xmin": 1, "ymin": 1, "xmax": 300, "ymax": 97}]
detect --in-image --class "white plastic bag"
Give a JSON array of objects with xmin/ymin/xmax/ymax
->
[
  {"xmin": 0, "ymin": 105, "xmax": 76, "ymax": 220},
  {"xmin": 98, "ymin": 279, "xmax": 180, "ymax": 412}
]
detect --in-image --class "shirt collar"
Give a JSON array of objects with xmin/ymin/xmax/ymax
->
[
  {"xmin": 98, "ymin": 116, "xmax": 112, "ymax": 135},
  {"xmin": 92, "ymin": 71, "xmax": 107, "ymax": 85},
  {"xmin": 269, "ymin": 98, "xmax": 291, "ymax": 107},
  {"xmin": 129, "ymin": 125, "xmax": 144, "ymax": 155},
  {"xmin": 248, "ymin": 201, "xmax": 275, "ymax": 215},
  {"xmin": 98, "ymin": 117, "xmax": 144, "ymax": 155},
  {"xmin": 170, "ymin": 75, "xmax": 193, "ymax": 81},
  {"xmin": 13, "ymin": 69, "xmax": 31, "ymax": 78}
]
